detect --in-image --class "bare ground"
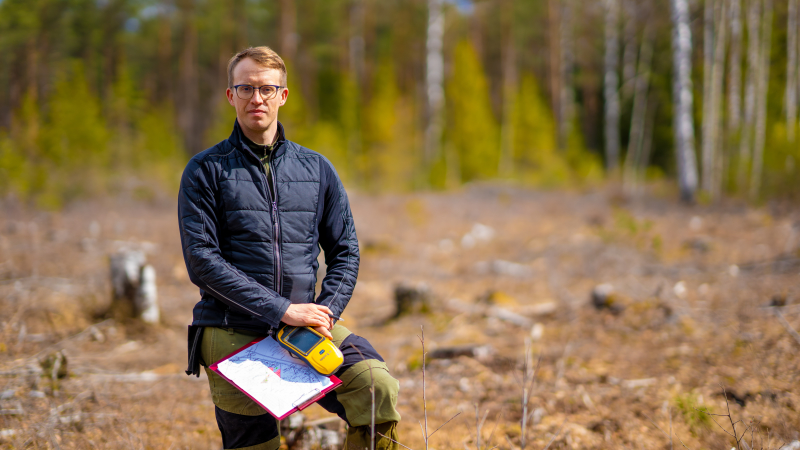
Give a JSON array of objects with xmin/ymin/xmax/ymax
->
[{"xmin": 1, "ymin": 185, "xmax": 799, "ymax": 449}]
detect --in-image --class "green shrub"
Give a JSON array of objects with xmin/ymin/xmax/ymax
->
[{"xmin": 674, "ymin": 392, "xmax": 713, "ymax": 436}]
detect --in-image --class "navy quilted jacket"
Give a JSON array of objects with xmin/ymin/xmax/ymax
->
[{"xmin": 178, "ymin": 120, "xmax": 359, "ymax": 333}]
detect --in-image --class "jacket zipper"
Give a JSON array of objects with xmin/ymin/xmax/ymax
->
[
  {"xmin": 230, "ymin": 138, "xmax": 283, "ymax": 322},
  {"xmin": 242, "ymin": 140, "xmax": 283, "ymax": 297},
  {"xmin": 268, "ymin": 153, "xmax": 283, "ymax": 297}
]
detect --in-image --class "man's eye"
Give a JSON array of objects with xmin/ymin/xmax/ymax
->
[{"xmin": 240, "ymin": 86, "xmax": 253, "ymax": 93}]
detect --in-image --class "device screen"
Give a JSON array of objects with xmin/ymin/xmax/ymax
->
[{"xmin": 286, "ymin": 327, "xmax": 324, "ymax": 353}]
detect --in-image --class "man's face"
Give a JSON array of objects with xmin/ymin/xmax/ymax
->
[{"xmin": 226, "ymin": 58, "xmax": 288, "ymax": 141}]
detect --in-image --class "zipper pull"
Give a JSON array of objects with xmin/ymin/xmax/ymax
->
[{"xmin": 271, "ymin": 201, "xmax": 278, "ymax": 218}]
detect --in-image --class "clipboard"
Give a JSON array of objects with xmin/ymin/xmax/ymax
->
[{"xmin": 209, "ymin": 337, "xmax": 342, "ymax": 420}]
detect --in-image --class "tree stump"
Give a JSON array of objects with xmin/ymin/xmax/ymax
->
[
  {"xmin": 591, "ymin": 283, "xmax": 625, "ymax": 315},
  {"xmin": 393, "ymin": 282, "xmax": 431, "ymax": 318},
  {"xmin": 109, "ymin": 251, "xmax": 160, "ymax": 324},
  {"xmin": 280, "ymin": 413, "xmax": 344, "ymax": 450}
]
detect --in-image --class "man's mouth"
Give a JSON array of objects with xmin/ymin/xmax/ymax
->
[{"xmin": 248, "ymin": 110, "xmax": 266, "ymax": 115}]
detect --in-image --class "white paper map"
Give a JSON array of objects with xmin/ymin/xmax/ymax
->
[{"xmin": 215, "ymin": 337, "xmax": 335, "ymax": 418}]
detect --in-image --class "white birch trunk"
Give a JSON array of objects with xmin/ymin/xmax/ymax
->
[
  {"xmin": 499, "ymin": 0, "xmax": 517, "ymax": 176},
  {"xmin": 346, "ymin": 0, "xmax": 364, "ymax": 178},
  {"xmin": 604, "ymin": 0, "xmax": 621, "ymax": 173},
  {"xmin": 737, "ymin": 0, "xmax": 761, "ymax": 191},
  {"xmin": 749, "ymin": 0, "xmax": 772, "ymax": 199},
  {"xmin": 280, "ymin": 0, "xmax": 298, "ymax": 64},
  {"xmin": 349, "ymin": 0, "xmax": 365, "ymax": 84},
  {"xmin": 727, "ymin": 0, "xmax": 743, "ymax": 135},
  {"xmin": 638, "ymin": 94, "xmax": 658, "ymax": 194},
  {"xmin": 724, "ymin": 0, "xmax": 743, "ymax": 191},
  {"xmin": 424, "ymin": 0, "xmax": 445, "ymax": 167},
  {"xmin": 670, "ymin": 0, "xmax": 699, "ymax": 202},
  {"xmin": 787, "ymin": 0, "xmax": 798, "ymax": 141},
  {"xmin": 499, "ymin": 73, "xmax": 515, "ymax": 177},
  {"xmin": 177, "ymin": 0, "xmax": 199, "ymax": 154},
  {"xmin": 704, "ymin": 1, "xmax": 728, "ymax": 199},
  {"xmin": 548, "ymin": 0, "xmax": 561, "ymax": 137},
  {"xmin": 710, "ymin": 1, "xmax": 728, "ymax": 198},
  {"xmin": 558, "ymin": 0, "xmax": 575, "ymax": 150},
  {"xmin": 623, "ymin": 25, "xmax": 653, "ymax": 196},
  {"xmin": 701, "ymin": 0, "xmax": 715, "ymax": 193},
  {"xmin": 621, "ymin": 0, "xmax": 638, "ymax": 100}
]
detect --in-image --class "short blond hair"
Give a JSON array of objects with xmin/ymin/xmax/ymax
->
[{"xmin": 227, "ymin": 46, "xmax": 287, "ymax": 88}]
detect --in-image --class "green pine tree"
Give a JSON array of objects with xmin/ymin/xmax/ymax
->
[
  {"xmin": 279, "ymin": 61, "xmax": 311, "ymax": 145},
  {"xmin": 361, "ymin": 60, "xmax": 400, "ymax": 191},
  {"xmin": 134, "ymin": 103, "xmax": 186, "ymax": 193},
  {"xmin": 38, "ymin": 61, "xmax": 110, "ymax": 206},
  {"xmin": 512, "ymin": 74, "xmax": 569, "ymax": 187},
  {"xmin": 445, "ymin": 40, "xmax": 500, "ymax": 184}
]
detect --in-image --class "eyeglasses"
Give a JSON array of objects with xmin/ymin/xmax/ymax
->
[{"xmin": 232, "ymin": 84, "xmax": 284, "ymax": 100}]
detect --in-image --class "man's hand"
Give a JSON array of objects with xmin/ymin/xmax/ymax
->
[{"xmin": 281, "ymin": 304, "xmax": 334, "ymax": 340}]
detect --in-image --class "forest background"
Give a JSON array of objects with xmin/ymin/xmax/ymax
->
[{"xmin": 0, "ymin": 0, "xmax": 799, "ymax": 207}]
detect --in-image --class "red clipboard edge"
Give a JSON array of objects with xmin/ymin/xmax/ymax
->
[{"xmin": 207, "ymin": 337, "xmax": 342, "ymax": 421}]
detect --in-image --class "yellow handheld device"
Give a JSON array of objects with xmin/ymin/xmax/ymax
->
[{"xmin": 276, "ymin": 325, "xmax": 344, "ymax": 376}]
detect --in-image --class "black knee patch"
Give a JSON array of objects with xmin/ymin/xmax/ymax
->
[
  {"xmin": 215, "ymin": 406, "xmax": 279, "ymax": 449},
  {"xmin": 339, "ymin": 333, "xmax": 384, "ymax": 372}
]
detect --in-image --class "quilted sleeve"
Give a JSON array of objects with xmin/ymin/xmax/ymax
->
[{"xmin": 315, "ymin": 157, "xmax": 360, "ymax": 318}]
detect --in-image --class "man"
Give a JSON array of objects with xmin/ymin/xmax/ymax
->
[{"xmin": 179, "ymin": 46, "xmax": 401, "ymax": 450}]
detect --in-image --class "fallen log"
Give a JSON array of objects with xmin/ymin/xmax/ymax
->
[
  {"xmin": 445, "ymin": 298, "xmax": 534, "ymax": 327},
  {"xmin": 428, "ymin": 344, "xmax": 494, "ymax": 362},
  {"xmin": 519, "ymin": 302, "xmax": 558, "ymax": 317},
  {"xmin": 774, "ymin": 308, "xmax": 800, "ymax": 346}
]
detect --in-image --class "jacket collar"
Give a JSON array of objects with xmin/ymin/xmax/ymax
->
[{"xmin": 229, "ymin": 119, "xmax": 287, "ymax": 159}]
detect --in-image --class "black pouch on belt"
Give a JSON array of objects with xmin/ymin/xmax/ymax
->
[{"xmin": 185, "ymin": 325, "xmax": 205, "ymax": 377}]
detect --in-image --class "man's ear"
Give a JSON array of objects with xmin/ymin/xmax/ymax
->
[
  {"xmin": 279, "ymin": 87, "xmax": 289, "ymax": 106},
  {"xmin": 226, "ymin": 88, "xmax": 235, "ymax": 106}
]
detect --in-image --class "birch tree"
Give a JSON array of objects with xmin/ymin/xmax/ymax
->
[
  {"xmin": 345, "ymin": 0, "xmax": 365, "ymax": 178},
  {"xmin": 670, "ymin": 0, "xmax": 699, "ymax": 202},
  {"xmin": 424, "ymin": 0, "xmax": 445, "ymax": 169},
  {"xmin": 623, "ymin": 24, "xmax": 654, "ymax": 196},
  {"xmin": 621, "ymin": 0, "xmax": 639, "ymax": 100},
  {"xmin": 710, "ymin": 1, "xmax": 728, "ymax": 198},
  {"xmin": 548, "ymin": 0, "xmax": 561, "ymax": 147},
  {"xmin": 701, "ymin": 0, "xmax": 727, "ymax": 199},
  {"xmin": 558, "ymin": 0, "xmax": 575, "ymax": 151},
  {"xmin": 280, "ymin": 0, "xmax": 297, "ymax": 64},
  {"xmin": 737, "ymin": 0, "xmax": 761, "ymax": 191},
  {"xmin": 177, "ymin": 0, "xmax": 200, "ymax": 154},
  {"xmin": 750, "ymin": 0, "xmax": 773, "ymax": 199},
  {"xmin": 701, "ymin": 0, "xmax": 714, "ymax": 172},
  {"xmin": 726, "ymin": 0, "xmax": 743, "ymax": 139},
  {"xmin": 604, "ymin": 0, "xmax": 621, "ymax": 173},
  {"xmin": 499, "ymin": 0, "xmax": 517, "ymax": 176},
  {"xmin": 787, "ymin": 0, "xmax": 798, "ymax": 141}
]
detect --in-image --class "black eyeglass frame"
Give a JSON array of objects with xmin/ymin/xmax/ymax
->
[{"xmin": 232, "ymin": 84, "xmax": 285, "ymax": 100}]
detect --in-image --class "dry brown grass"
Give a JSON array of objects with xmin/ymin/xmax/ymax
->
[{"xmin": 1, "ymin": 186, "xmax": 799, "ymax": 449}]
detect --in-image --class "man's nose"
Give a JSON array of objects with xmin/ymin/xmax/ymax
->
[{"xmin": 250, "ymin": 90, "xmax": 265, "ymax": 103}]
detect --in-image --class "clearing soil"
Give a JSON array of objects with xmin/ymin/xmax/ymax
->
[{"xmin": 1, "ymin": 186, "xmax": 799, "ymax": 449}]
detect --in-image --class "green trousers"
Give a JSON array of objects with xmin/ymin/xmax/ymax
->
[{"xmin": 202, "ymin": 325, "xmax": 401, "ymax": 450}]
